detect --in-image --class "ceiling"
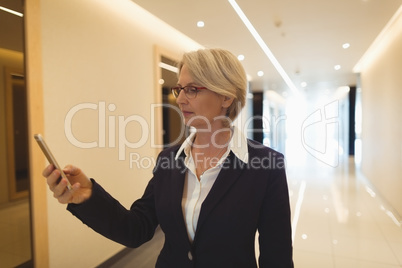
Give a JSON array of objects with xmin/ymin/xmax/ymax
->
[
  {"xmin": 132, "ymin": 0, "xmax": 402, "ymax": 96},
  {"xmin": 1, "ymin": 0, "xmax": 401, "ymax": 96}
]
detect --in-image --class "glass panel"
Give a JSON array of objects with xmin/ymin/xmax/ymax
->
[
  {"xmin": 160, "ymin": 55, "xmax": 187, "ymax": 147},
  {"xmin": 0, "ymin": 0, "xmax": 33, "ymax": 266}
]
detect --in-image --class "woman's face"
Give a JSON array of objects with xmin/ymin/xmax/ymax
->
[{"xmin": 175, "ymin": 64, "xmax": 231, "ymax": 130}]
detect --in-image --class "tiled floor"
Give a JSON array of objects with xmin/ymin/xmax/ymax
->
[
  {"xmin": 288, "ymin": 153, "xmax": 402, "ymax": 268},
  {"xmin": 0, "ymin": 199, "xmax": 32, "ymax": 268}
]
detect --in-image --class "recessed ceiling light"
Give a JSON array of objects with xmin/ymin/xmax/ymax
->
[
  {"xmin": 301, "ymin": 82, "xmax": 307, "ymax": 88},
  {"xmin": 238, "ymin": 54, "xmax": 245, "ymax": 61},
  {"xmin": 197, "ymin": 21, "xmax": 205, "ymax": 28},
  {"xmin": 334, "ymin": 65, "xmax": 341, "ymax": 70},
  {"xmin": 257, "ymin": 71, "xmax": 264, "ymax": 77},
  {"xmin": 342, "ymin": 43, "xmax": 350, "ymax": 49}
]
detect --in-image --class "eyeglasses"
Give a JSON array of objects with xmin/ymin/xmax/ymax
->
[{"xmin": 171, "ymin": 86, "xmax": 208, "ymax": 99}]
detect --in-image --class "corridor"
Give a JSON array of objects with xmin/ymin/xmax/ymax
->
[{"xmin": 101, "ymin": 149, "xmax": 402, "ymax": 268}]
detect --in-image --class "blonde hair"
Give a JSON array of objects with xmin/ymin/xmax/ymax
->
[{"xmin": 178, "ymin": 48, "xmax": 247, "ymax": 124}]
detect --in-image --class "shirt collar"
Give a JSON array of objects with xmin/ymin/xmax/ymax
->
[{"xmin": 175, "ymin": 126, "xmax": 249, "ymax": 163}]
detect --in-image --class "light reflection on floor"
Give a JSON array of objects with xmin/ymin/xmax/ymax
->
[{"xmin": 286, "ymin": 150, "xmax": 402, "ymax": 267}]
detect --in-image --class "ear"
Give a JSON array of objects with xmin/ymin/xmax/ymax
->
[{"xmin": 222, "ymin": 96, "xmax": 234, "ymax": 108}]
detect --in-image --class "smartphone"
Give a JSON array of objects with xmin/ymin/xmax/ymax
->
[{"xmin": 34, "ymin": 134, "xmax": 72, "ymax": 190}]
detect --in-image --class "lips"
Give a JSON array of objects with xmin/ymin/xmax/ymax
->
[{"xmin": 181, "ymin": 110, "xmax": 193, "ymax": 117}]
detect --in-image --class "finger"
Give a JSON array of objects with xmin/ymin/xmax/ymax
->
[
  {"xmin": 58, "ymin": 182, "xmax": 82, "ymax": 204},
  {"xmin": 46, "ymin": 169, "xmax": 61, "ymax": 189},
  {"xmin": 55, "ymin": 185, "xmax": 73, "ymax": 204},
  {"xmin": 42, "ymin": 164, "xmax": 55, "ymax": 177},
  {"xmin": 63, "ymin": 165, "xmax": 80, "ymax": 176},
  {"xmin": 52, "ymin": 177, "xmax": 70, "ymax": 197}
]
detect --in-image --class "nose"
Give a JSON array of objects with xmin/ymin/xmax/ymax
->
[{"xmin": 175, "ymin": 89, "xmax": 187, "ymax": 105}]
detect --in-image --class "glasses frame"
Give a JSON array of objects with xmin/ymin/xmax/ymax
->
[{"xmin": 171, "ymin": 86, "xmax": 208, "ymax": 99}]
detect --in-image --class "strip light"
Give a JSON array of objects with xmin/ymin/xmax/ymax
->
[
  {"xmin": 0, "ymin": 6, "xmax": 23, "ymax": 17},
  {"xmin": 158, "ymin": 62, "xmax": 178, "ymax": 73},
  {"xmin": 228, "ymin": 0, "xmax": 299, "ymax": 95}
]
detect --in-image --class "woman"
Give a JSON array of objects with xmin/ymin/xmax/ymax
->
[{"xmin": 44, "ymin": 48, "xmax": 294, "ymax": 267}]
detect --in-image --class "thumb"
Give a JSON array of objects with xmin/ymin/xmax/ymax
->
[
  {"xmin": 64, "ymin": 165, "xmax": 80, "ymax": 176},
  {"xmin": 71, "ymin": 182, "xmax": 81, "ymax": 191}
]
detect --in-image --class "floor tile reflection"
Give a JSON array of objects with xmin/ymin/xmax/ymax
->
[{"xmin": 288, "ymin": 155, "xmax": 402, "ymax": 268}]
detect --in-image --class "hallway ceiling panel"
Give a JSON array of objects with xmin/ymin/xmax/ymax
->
[{"xmin": 132, "ymin": 0, "xmax": 402, "ymax": 95}]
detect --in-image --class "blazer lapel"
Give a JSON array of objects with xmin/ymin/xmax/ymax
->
[
  {"xmin": 195, "ymin": 152, "xmax": 247, "ymax": 237},
  {"xmin": 169, "ymin": 152, "xmax": 192, "ymax": 246}
]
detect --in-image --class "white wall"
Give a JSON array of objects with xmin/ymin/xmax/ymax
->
[
  {"xmin": 360, "ymin": 7, "xmax": 402, "ymax": 216},
  {"xmin": 41, "ymin": 0, "xmax": 201, "ymax": 266}
]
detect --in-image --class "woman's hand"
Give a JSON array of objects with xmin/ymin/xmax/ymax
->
[{"xmin": 43, "ymin": 164, "xmax": 93, "ymax": 204}]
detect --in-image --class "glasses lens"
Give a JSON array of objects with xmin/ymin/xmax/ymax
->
[
  {"xmin": 184, "ymin": 86, "xmax": 197, "ymax": 98},
  {"xmin": 171, "ymin": 86, "xmax": 199, "ymax": 99},
  {"xmin": 171, "ymin": 87, "xmax": 180, "ymax": 98}
]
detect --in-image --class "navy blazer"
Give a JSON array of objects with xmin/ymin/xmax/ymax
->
[{"xmin": 68, "ymin": 139, "xmax": 293, "ymax": 267}]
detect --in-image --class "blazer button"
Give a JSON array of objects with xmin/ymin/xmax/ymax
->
[{"xmin": 188, "ymin": 251, "xmax": 193, "ymax": 261}]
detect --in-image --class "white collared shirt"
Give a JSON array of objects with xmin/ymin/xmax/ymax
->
[{"xmin": 175, "ymin": 126, "xmax": 249, "ymax": 242}]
